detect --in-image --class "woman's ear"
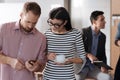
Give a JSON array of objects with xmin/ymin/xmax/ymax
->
[{"xmin": 63, "ymin": 20, "xmax": 68, "ymax": 26}]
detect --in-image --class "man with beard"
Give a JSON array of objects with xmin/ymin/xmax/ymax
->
[{"xmin": 0, "ymin": 2, "xmax": 46, "ymax": 80}]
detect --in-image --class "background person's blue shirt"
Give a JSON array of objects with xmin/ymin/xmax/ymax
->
[{"xmin": 81, "ymin": 27, "xmax": 101, "ymax": 73}]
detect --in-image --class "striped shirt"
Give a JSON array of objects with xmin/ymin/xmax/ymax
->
[{"xmin": 43, "ymin": 28, "xmax": 85, "ymax": 80}]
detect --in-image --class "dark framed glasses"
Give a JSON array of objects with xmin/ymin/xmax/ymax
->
[{"xmin": 47, "ymin": 19, "xmax": 65, "ymax": 28}]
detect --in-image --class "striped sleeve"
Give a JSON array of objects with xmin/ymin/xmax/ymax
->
[{"xmin": 75, "ymin": 30, "xmax": 86, "ymax": 58}]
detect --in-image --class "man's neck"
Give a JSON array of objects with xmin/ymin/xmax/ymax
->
[{"xmin": 91, "ymin": 25, "xmax": 100, "ymax": 35}]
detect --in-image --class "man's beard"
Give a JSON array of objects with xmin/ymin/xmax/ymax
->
[{"xmin": 21, "ymin": 26, "xmax": 33, "ymax": 33}]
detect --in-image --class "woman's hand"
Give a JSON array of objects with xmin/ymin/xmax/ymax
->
[
  {"xmin": 47, "ymin": 53, "xmax": 56, "ymax": 61},
  {"xmin": 54, "ymin": 57, "xmax": 83, "ymax": 65},
  {"xmin": 66, "ymin": 57, "xmax": 83, "ymax": 64},
  {"xmin": 54, "ymin": 59, "xmax": 71, "ymax": 65}
]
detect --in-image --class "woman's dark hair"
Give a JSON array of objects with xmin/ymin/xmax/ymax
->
[
  {"xmin": 49, "ymin": 7, "xmax": 72, "ymax": 31},
  {"xmin": 90, "ymin": 10, "xmax": 104, "ymax": 24}
]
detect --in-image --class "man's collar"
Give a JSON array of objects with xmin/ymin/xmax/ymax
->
[
  {"xmin": 14, "ymin": 20, "xmax": 36, "ymax": 34},
  {"xmin": 91, "ymin": 26, "xmax": 101, "ymax": 36}
]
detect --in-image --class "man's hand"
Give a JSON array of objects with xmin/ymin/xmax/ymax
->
[
  {"xmin": 25, "ymin": 60, "xmax": 44, "ymax": 72},
  {"xmin": 101, "ymin": 66, "xmax": 108, "ymax": 73},
  {"xmin": 7, "ymin": 57, "xmax": 25, "ymax": 70},
  {"xmin": 0, "ymin": 53, "xmax": 25, "ymax": 70},
  {"xmin": 87, "ymin": 53, "xmax": 98, "ymax": 63}
]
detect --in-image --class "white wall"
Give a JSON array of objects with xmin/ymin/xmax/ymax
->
[
  {"xmin": 70, "ymin": 0, "xmax": 111, "ymax": 65},
  {"xmin": 0, "ymin": 3, "xmax": 23, "ymax": 24},
  {"xmin": 0, "ymin": 0, "xmax": 64, "ymax": 33}
]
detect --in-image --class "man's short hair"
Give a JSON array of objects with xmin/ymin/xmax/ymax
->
[
  {"xmin": 23, "ymin": 2, "xmax": 41, "ymax": 16},
  {"xmin": 90, "ymin": 10, "xmax": 104, "ymax": 24}
]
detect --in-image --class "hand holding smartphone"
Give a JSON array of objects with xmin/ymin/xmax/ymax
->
[{"xmin": 93, "ymin": 60, "xmax": 113, "ymax": 70}]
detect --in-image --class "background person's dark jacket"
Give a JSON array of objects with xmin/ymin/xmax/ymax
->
[{"xmin": 82, "ymin": 26, "xmax": 107, "ymax": 64}]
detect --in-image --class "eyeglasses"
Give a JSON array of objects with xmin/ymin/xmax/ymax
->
[{"xmin": 47, "ymin": 19, "xmax": 65, "ymax": 28}]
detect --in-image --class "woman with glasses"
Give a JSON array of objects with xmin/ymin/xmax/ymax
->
[{"xmin": 43, "ymin": 7, "xmax": 86, "ymax": 80}]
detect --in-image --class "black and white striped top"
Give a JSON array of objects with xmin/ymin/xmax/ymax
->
[{"xmin": 43, "ymin": 28, "xmax": 85, "ymax": 80}]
